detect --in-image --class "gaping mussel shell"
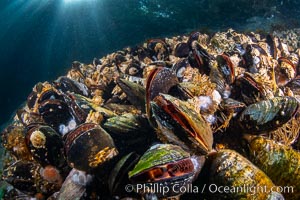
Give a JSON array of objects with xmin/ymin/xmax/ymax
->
[
  {"xmin": 128, "ymin": 144, "xmax": 201, "ymax": 198},
  {"xmin": 151, "ymin": 93, "xmax": 213, "ymax": 154},
  {"xmin": 247, "ymin": 136, "xmax": 300, "ymax": 200},
  {"xmin": 64, "ymin": 123, "xmax": 118, "ymax": 172},
  {"xmin": 25, "ymin": 124, "xmax": 65, "ymax": 168},
  {"xmin": 209, "ymin": 54, "xmax": 235, "ymax": 98},
  {"xmin": 189, "ymin": 41, "xmax": 212, "ymax": 75},
  {"xmin": 208, "ymin": 149, "xmax": 284, "ymax": 200},
  {"xmin": 234, "ymin": 72, "xmax": 267, "ymax": 105},
  {"xmin": 238, "ymin": 96, "xmax": 299, "ymax": 133}
]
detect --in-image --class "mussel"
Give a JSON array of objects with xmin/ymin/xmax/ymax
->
[
  {"xmin": 25, "ymin": 124, "xmax": 65, "ymax": 168},
  {"xmin": 238, "ymin": 96, "xmax": 299, "ymax": 133},
  {"xmin": 129, "ymin": 144, "xmax": 204, "ymax": 198},
  {"xmin": 64, "ymin": 123, "xmax": 118, "ymax": 172},
  {"xmin": 276, "ymin": 57, "xmax": 297, "ymax": 87},
  {"xmin": 208, "ymin": 149, "xmax": 284, "ymax": 200},
  {"xmin": 151, "ymin": 93, "xmax": 213, "ymax": 154},
  {"xmin": 247, "ymin": 136, "xmax": 300, "ymax": 200}
]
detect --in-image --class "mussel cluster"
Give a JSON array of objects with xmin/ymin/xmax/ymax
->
[{"xmin": 2, "ymin": 28, "xmax": 300, "ymax": 200}]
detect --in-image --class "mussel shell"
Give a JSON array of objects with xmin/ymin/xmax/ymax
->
[
  {"xmin": 146, "ymin": 67, "xmax": 178, "ymax": 102},
  {"xmin": 63, "ymin": 94, "xmax": 89, "ymax": 123},
  {"xmin": 37, "ymin": 89, "xmax": 64, "ymax": 104},
  {"xmin": 234, "ymin": 72, "xmax": 266, "ymax": 105},
  {"xmin": 145, "ymin": 67, "xmax": 178, "ymax": 124},
  {"xmin": 247, "ymin": 136, "xmax": 300, "ymax": 200},
  {"xmin": 187, "ymin": 31, "xmax": 200, "ymax": 47},
  {"xmin": 124, "ymin": 59, "xmax": 143, "ymax": 76},
  {"xmin": 38, "ymin": 99, "xmax": 75, "ymax": 134},
  {"xmin": 116, "ymin": 78, "xmax": 146, "ymax": 111},
  {"xmin": 64, "ymin": 123, "xmax": 118, "ymax": 172},
  {"xmin": 208, "ymin": 149, "xmax": 283, "ymax": 200},
  {"xmin": 172, "ymin": 58, "xmax": 190, "ymax": 79},
  {"xmin": 151, "ymin": 94, "xmax": 213, "ymax": 154},
  {"xmin": 109, "ymin": 152, "xmax": 140, "ymax": 197},
  {"xmin": 174, "ymin": 42, "xmax": 190, "ymax": 58},
  {"xmin": 2, "ymin": 161, "xmax": 39, "ymax": 195},
  {"xmin": 286, "ymin": 75, "xmax": 300, "ymax": 96},
  {"xmin": 216, "ymin": 54, "xmax": 235, "ymax": 84},
  {"xmin": 103, "ymin": 113, "xmax": 144, "ymax": 134},
  {"xmin": 239, "ymin": 96, "xmax": 299, "ymax": 133},
  {"xmin": 2, "ymin": 160, "xmax": 57, "ymax": 196},
  {"xmin": 190, "ymin": 41, "xmax": 212, "ymax": 75},
  {"xmin": 129, "ymin": 144, "xmax": 191, "ymax": 178},
  {"xmin": 276, "ymin": 57, "xmax": 297, "ymax": 87},
  {"xmin": 27, "ymin": 90, "xmax": 38, "ymax": 110},
  {"xmin": 129, "ymin": 144, "xmax": 195, "ymax": 197},
  {"xmin": 54, "ymin": 76, "xmax": 89, "ymax": 96},
  {"xmin": 26, "ymin": 124, "xmax": 65, "ymax": 168},
  {"xmin": 57, "ymin": 168, "xmax": 91, "ymax": 200},
  {"xmin": 266, "ymin": 34, "xmax": 277, "ymax": 59},
  {"xmin": 103, "ymin": 113, "xmax": 157, "ymax": 155}
]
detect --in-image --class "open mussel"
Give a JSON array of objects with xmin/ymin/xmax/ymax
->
[
  {"xmin": 151, "ymin": 93, "xmax": 213, "ymax": 154},
  {"xmin": 128, "ymin": 144, "xmax": 204, "ymax": 199},
  {"xmin": 64, "ymin": 123, "xmax": 118, "ymax": 172},
  {"xmin": 210, "ymin": 54, "xmax": 235, "ymax": 98},
  {"xmin": 234, "ymin": 72, "xmax": 267, "ymax": 105},
  {"xmin": 189, "ymin": 41, "xmax": 212, "ymax": 75},
  {"xmin": 238, "ymin": 96, "xmax": 299, "ymax": 133}
]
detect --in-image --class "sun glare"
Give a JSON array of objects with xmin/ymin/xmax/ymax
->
[{"xmin": 64, "ymin": 0, "xmax": 95, "ymax": 3}]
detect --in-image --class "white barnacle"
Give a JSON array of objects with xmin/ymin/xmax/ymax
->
[{"xmin": 30, "ymin": 130, "xmax": 46, "ymax": 148}]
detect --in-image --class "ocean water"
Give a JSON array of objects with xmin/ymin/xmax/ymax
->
[{"xmin": 0, "ymin": 0, "xmax": 300, "ymax": 128}]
